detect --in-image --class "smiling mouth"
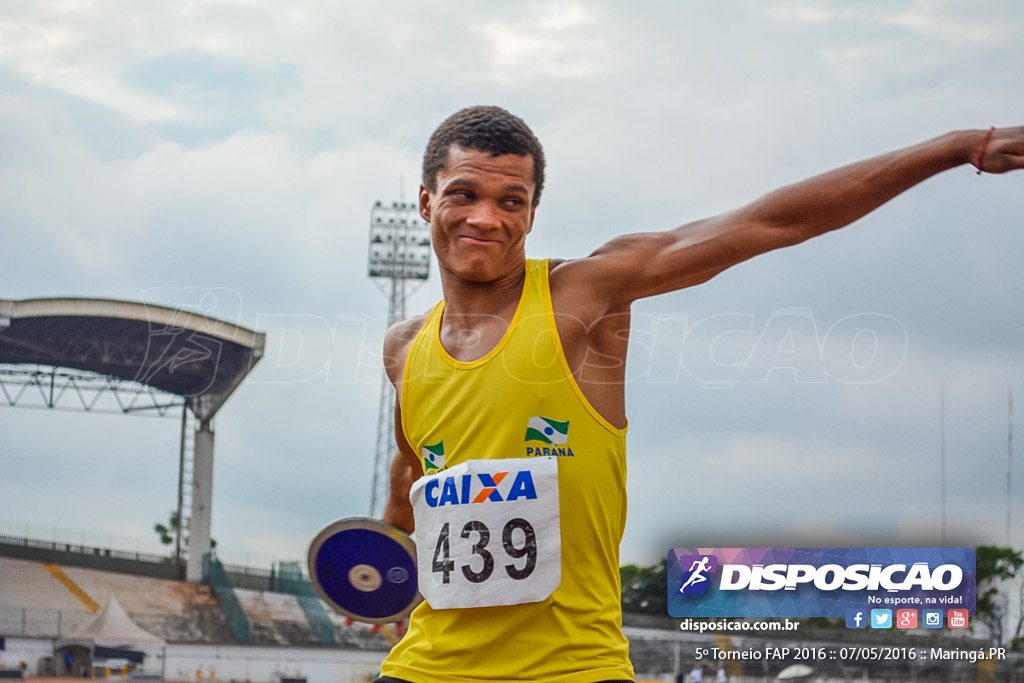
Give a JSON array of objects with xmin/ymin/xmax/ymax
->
[{"xmin": 459, "ymin": 235, "xmax": 501, "ymax": 246}]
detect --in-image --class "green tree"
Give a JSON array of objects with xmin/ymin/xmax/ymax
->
[
  {"xmin": 975, "ymin": 545, "xmax": 1023, "ymax": 645},
  {"xmin": 153, "ymin": 510, "xmax": 180, "ymax": 547},
  {"xmin": 153, "ymin": 511, "xmax": 216, "ymax": 557},
  {"xmin": 621, "ymin": 558, "xmax": 667, "ymax": 614}
]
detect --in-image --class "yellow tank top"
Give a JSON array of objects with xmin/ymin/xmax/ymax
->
[{"xmin": 380, "ymin": 259, "xmax": 633, "ymax": 683}]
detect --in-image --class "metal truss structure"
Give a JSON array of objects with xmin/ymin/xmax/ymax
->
[
  {"xmin": 0, "ymin": 297, "xmax": 265, "ymax": 582},
  {"xmin": 0, "ymin": 364, "xmax": 185, "ymax": 416},
  {"xmin": 367, "ymin": 200, "xmax": 431, "ymax": 518}
]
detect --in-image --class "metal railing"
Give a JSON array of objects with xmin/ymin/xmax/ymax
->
[
  {"xmin": 0, "ymin": 533, "xmax": 173, "ymax": 565},
  {"xmin": 0, "ymin": 533, "xmax": 282, "ymax": 588},
  {"xmin": 202, "ymin": 553, "xmax": 250, "ymax": 644},
  {"xmin": 274, "ymin": 561, "xmax": 335, "ymax": 646},
  {"xmin": 1, "ymin": 606, "xmax": 110, "ymax": 638}
]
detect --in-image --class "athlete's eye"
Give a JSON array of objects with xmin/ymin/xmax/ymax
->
[{"xmin": 446, "ymin": 188, "xmax": 474, "ymax": 202}]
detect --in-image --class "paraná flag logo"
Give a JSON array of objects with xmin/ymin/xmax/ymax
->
[
  {"xmin": 422, "ymin": 441, "xmax": 445, "ymax": 472},
  {"xmin": 525, "ymin": 416, "xmax": 569, "ymax": 446}
]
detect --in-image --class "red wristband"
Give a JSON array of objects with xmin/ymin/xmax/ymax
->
[{"xmin": 976, "ymin": 126, "xmax": 995, "ymax": 175}]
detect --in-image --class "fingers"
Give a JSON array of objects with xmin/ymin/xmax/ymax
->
[
  {"xmin": 979, "ymin": 126, "xmax": 1024, "ymax": 174},
  {"xmin": 369, "ymin": 620, "xmax": 407, "ymax": 646}
]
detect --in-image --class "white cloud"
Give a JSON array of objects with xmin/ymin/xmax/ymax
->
[
  {"xmin": 758, "ymin": 0, "xmax": 1014, "ymax": 42},
  {"xmin": 470, "ymin": 1, "xmax": 609, "ymax": 85},
  {"xmin": 1, "ymin": 0, "xmax": 1022, "ymax": 572}
]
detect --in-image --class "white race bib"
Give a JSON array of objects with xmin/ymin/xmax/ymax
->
[{"xmin": 409, "ymin": 457, "xmax": 560, "ymax": 609}]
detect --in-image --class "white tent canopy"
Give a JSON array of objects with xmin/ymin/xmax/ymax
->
[{"xmin": 59, "ymin": 595, "xmax": 164, "ymax": 647}]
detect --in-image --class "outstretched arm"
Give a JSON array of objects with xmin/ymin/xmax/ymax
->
[{"xmin": 565, "ymin": 126, "xmax": 1024, "ymax": 306}]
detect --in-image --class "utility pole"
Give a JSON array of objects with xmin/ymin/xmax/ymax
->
[{"xmin": 1009, "ymin": 389, "xmax": 1014, "ymax": 546}]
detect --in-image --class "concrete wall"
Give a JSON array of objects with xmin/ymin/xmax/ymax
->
[
  {"xmin": 0, "ymin": 636, "xmax": 54, "ymax": 675},
  {"xmin": 162, "ymin": 643, "xmax": 385, "ymax": 683},
  {"xmin": 1, "ymin": 638, "xmax": 385, "ymax": 683}
]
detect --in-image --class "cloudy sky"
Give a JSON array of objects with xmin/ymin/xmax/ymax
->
[{"xmin": 1, "ymin": 0, "xmax": 1023, "ymax": 572}]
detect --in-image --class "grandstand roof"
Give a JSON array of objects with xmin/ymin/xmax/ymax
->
[{"xmin": 0, "ymin": 297, "xmax": 265, "ymax": 420}]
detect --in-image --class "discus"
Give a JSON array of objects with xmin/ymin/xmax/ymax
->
[{"xmin": 307, "ymin": 517, "xmax": 422, "ymax": 624}]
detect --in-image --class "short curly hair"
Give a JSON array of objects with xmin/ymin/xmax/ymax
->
[{"xmin": 422, "ymin": 106, "xmax": 546, "ymax": 206}]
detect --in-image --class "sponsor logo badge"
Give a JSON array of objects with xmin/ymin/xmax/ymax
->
[{"xmin": 667, "ymin": 548, "xmax": 976, "ymax": 620}]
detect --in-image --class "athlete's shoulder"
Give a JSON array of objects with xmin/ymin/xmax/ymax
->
[
  {"xmin": 383, "ymin": 309, "xmax": 433, "ymax": 383},
  {"xmin": 546, "ymin": 257, "xmax": 585, "ymax": 287},
  {"xmin": 547, "ymin": 253, "xmax": 624, "ymax": 307},
  {"xmin": 387, "ymin": 310, "xmax": 431, "ymax": 340},
  {"xmin": 546, "ymin": 252, "xmax": 612, "ymax": 283}
]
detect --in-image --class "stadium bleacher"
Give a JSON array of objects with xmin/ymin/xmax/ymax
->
[
  {"xmin": 0, "ymin": 549, "xmax": 386, "ymax": 650},
  {"xmin": 0, "ymin": 558, "xmax": 90, "ymax": 613},
  {"xmin": 3, "ymin": 539, "xmax": 1021, "ymax": 682}
]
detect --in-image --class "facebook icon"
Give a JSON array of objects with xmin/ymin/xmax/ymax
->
[{"xmin": 846, "ymin": 609, "xmax": 867, "ymax": 629}]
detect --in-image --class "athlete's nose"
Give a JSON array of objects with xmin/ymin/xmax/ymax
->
[{"xmin": 465, "ymin": 201, "xmax": 503, "ymax": 231}]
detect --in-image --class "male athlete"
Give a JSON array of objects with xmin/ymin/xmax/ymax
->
[{"xmin": 376, "ymin": 106, "xmax": 1023, "ymax": 683}]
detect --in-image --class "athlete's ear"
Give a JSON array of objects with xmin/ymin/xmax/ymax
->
[
  {"xmin": 419, "ymin": 185, "xmax": 432, "ymax": 223},
  {"xmin": 526, "ymin": 205, "xmax": 536, "ymax": 235}
]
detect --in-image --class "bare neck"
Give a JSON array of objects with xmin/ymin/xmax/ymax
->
[
  {"xmin": 439, "ymin": 261, "xmax": 527, "ymax": 315},
  {"xmin": 436, "ymin": 264, "xmax": 527, "ymax": 362}
]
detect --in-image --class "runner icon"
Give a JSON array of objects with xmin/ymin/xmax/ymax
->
[{"xmin": 679, "ymin": 556, "xmax": 713, "ymax": 593}]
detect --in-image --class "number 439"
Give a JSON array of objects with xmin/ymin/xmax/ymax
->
[{"xmin": 432, "ymin": 517, "xmax": 538, "ymax": 584}]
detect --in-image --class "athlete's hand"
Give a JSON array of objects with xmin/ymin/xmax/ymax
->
[
  {"xmin": 974, "ymin": 126, "xmax": 1024, "ymax": 174},
  {"xmin": 368, "ymin": 620, "xmax": 407, "ymax": 645}
]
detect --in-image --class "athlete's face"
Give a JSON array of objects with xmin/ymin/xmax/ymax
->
[{"xmin": 420, "ymin": 145, "xmax": 537, "ymax": 284}]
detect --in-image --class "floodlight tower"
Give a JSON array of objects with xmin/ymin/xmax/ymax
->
[{"xmin": 367, "ymin": 200, "xmax": 431, "ymax": 517}]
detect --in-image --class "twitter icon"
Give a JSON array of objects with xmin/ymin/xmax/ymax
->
[{"xmin": 870, "ymin": 609, "xmax": 893, "ymax": 629}]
